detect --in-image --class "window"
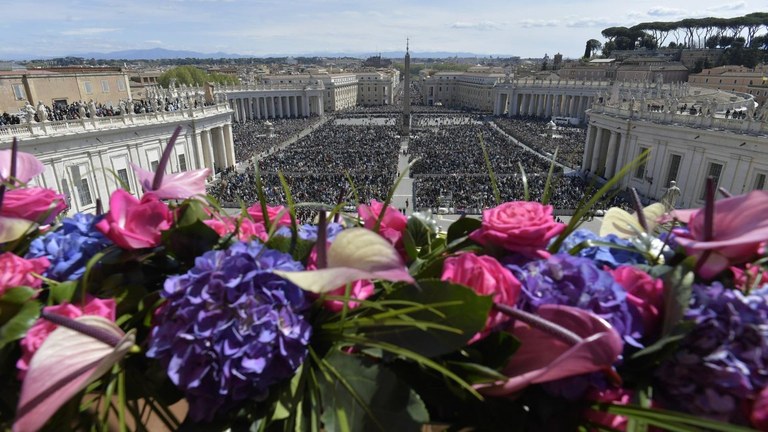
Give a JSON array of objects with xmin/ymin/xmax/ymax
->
[
  {"xmin": 700, "ymin": 162, "xmax": 724, "ymax": 200},
  {"xmin": 117, "ymin": 79, "xmax": 126, "ymax": 91},
  {"xmin": 665, "ymin": 154, "xmax": 682, "ymax": 186},
  {"xmin": 117, "ymin": 168, "xmax": 130, "ymax": 191},
  {"xmin": 78, "ymin": 178, "xmax": 93, "ymax": 206},
  {"xmin": 178, "ymin": 154, "xmax": 187, "ymax": 172},
  {"xmin": 101, "ymin": 80, "xmax": 110, "ymax": 92},
  {"xmin": 12, "ymin": 84, "xmax": 24, "ymax": 100},
  {"xmin": 634, "ymin": 147, "xmax": 649, "ymax": 179},
  {"xmin": 84, "ymin": 81, "xmax": 93, "ymax": 94},
  {"xmin": 754, "ymin": 173, "xmax": 766, "ymax": 191},
  {"xmin": 150, "ymin": 160, "xmax": 159, "ymax": 172},
  {"xmin": 61, "ymin": 178, "xmax": 72, "ymax": 209}
]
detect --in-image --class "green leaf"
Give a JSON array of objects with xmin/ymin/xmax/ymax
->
[
  {"xmin": 49, "ymin": 281, "xmax": 78, "ymax": 304},
  {"xmin": 0, "ymin": 291, "xmax": 40, "ymax": 349},
  {"xmin": 405, "ymin": 216, "xmax": 432, "ymax": 248},
  {"xmin": 447, "ymin": 217, "xmax": 481, "ymax": 245},
  {"xmin": 363, "ymin": 280, "xmax": 491, "ymax": 358},
  {"xmin": 541, "ymin": 147, "xmax": 559, "ymax": 206},
  {"xmin": 401, "ymin": 228, "xmax": 419, "ymax": 262},
  {"xmin": 318, "ymin": 350, "xmax": 429, "ymax": 432},
  {"xmin": 592, "ymin": 403, "xmax": 755, "ymax": 432},
  {"xmin": 162, "ymin": 219, "xmax": 220, "ymax": 265},
  {"xmin": 661, "ymin": 257, "xmax": 695, "ymax": 337},
  {"xmin": 478, "ymin": 134, "xmax": 501, "ymax": 206}
]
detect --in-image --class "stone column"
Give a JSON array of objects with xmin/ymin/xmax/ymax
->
[
  {"xmin": 583, "ymin": 125, "xmax": 597, "ymax": 170},
  {"xmin": 231, "ymin": 99, "xmax": 239, "ymax": 123},
  {"xmin": 254, "ymin": 97, "xmax": 261, "ymax": 119},
  {"xmin": 290, "ymin": 96, "xmax": 297, "ymax": 117},
  {"xmin": 303, "ymin": 95, "xmax": 310, "ymax": 117},
  {"xmin": 276, "ymin": 96, "xmax": 283, "ymax": 118},
  {"xmin": 591, "ymin": 127, "xmax": 603, "ymax": 173},
  {"xmin": 193, "ymin": 131, "xmax": 205, "ymax": 170},
  {"xmin": 213, "ymin": 126, "xmax": 226, "ymax": 170},
  {"xmin": 223, "ymin": 123, "xmax": 236, "ymax": 167},
  {"xmin": 201, "ymin": 129, "xmax": 215, "ymax": 174},
  {"xmin": 510, "ymin": 92, "xmax": 519, "ymax": 116},
  {"xmin": 544, "ymin": 94, "xmax": 553, "ymax": 118},
  {"xmin": 605, "ymin": 131, "xmax": 619, "ymax": 178}
]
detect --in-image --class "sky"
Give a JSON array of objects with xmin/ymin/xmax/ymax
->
[{"xmin": 2, "ymin": 0, "xmax": 767, "ymax": 60}]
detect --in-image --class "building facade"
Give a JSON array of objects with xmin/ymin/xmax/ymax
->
[
  {"xmin": 688, "ymin": 65, "xmax": 768, "ymax": 104},
  {"xmin": 0, "ymin": 103, "xmax": 235, "ymax": 214},
  {"xmin": 422, "ymin": 70, "xmax": 505, "ymax": 111}
]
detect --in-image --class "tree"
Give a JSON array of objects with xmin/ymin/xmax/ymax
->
[
  {"xmin": 158, "ymin": 66, "xmax": 238, "ymax": 88},
  {"xmin": 583, "ymin": 39, "xmax": 602, "ymax": 58}
]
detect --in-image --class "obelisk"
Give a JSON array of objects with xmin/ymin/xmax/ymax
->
[{"xmin": 401, "ymin": 39, "xmax": 411, "ymax": 137}]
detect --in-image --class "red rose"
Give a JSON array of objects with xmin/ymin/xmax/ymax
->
[
  {"xmin": 441, "ymin": 252, "xmax": 521, "ymax": 342},
  {"xmin": 96, "ymin": 190, "xmax": 172, "ymax": 249},
  {"xmin": 469, "ymin": 201, "xmax": 565, "ymax": 258}
]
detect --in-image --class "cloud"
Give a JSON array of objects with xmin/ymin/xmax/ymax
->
[
  {"xmin": 519, "ymin": 19, "xmax": 559, "ymax": 28},
  {"xmin": 565, "ymin": 17, "xmax": 618, "ymax": 28},
  {"xmin": 646, "ymin": 7, "xmax": 686, "ymax": 17},
  {"xmin": 60, "ymin": 28, "xmax": 120, "ymax": 36},
  {"xmin": 706, "ymin": 1, "xmax": 747, "ymax": 11},
  {"xmin": 450, "ymin": 21, "xmax": 502, "ymax": 30},
  {"xmin": 144, "ymin": 40, "xmax": 163, "ymax": 45}
]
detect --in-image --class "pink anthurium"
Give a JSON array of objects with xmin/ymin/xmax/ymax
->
[
  {"xmin": 0, "ymin": 138, "xmax": 44, "ymax": 185},
  {"xmin": 14, "ymin": 314, "xmax": 135, "ymax": 432},
  {"xmin": 476, "ymin": 304, "xmax": 623, "ymax": 397},
  {"xmin": 274, "ymin": 227, "xmax": 414, "ymax": 293},
  {"xmin": 673, "ymin": 188, "xmax": 768, "ymax": 279},
  {"xmin": 129, "ymin": 126, "xmax": 211, "ymax": 200}
]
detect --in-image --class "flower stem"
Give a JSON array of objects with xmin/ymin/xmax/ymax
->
[
  {"xmin": 41, "ymin": 310, "xmax": 122, "ymax": 347},
  {"xmin": 152, "ymin": 126, "xmax": 182, "ymax": 191},
  {"xmin": 10, "ymin": 137, "xmax": 18, "ymax": 183},
  {"xmin": 492, "ymin": 303, "xmax": 582, "ymax": 346},
  {"xmin": 630, "ymin": 188, "xmax": 648, "ymax": 232},
  {"xmin": 316, "ymin": 210, "xmax": 328, "ymax": 269}
]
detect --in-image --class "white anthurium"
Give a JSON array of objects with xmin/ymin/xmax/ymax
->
[
  {"xmin": 599, "ymin": 203, "xmax": 666, "ymax": 239},
  {"xmin": 274, "ymin": 227, "xmax": 414, "ymax": 294}
]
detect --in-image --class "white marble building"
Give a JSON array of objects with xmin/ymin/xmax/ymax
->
[{"xmin": 0, "ymin": 103, "xmax": 235, "ymax": 214}]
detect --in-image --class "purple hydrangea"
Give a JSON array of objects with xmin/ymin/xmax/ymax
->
[
  {"xmin": 25, "ymin": 213, "xmax": 111, "ymax": 281},
  {"xmin": 557, "ymin": 228, "xmax": 646, "ymax": 269},
  {"xmin": 654, "ymin": 283, "xmax": 768, "ymax": 424},
  {"xmin": 510, "ymin": 254, "xmax": 643, "ymax": 399},
  {"xmin": 511, "ymin": 253, "xmax": 643, "ymax": 346},
  {"xmin": 147, "ymin": 241, "xmax": 312, "ymax": 422}
]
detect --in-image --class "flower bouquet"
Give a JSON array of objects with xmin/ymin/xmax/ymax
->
[{"xmin": 0, "ymin": 131, "xmax": 766, "ymax": 431}]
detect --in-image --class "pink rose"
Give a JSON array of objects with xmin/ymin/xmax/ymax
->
[
  {"xmin": 609, "ymin": 265, "xmax": 664, "ymax": 336},
  {"xmin": 469, "ymin": 201, "xmax": 565, "ymax": 259},
  {"xmin": 17, "ymin": 297, "xmax": 116, "ymax": 378},
  {"xmin": 0, "ymin": 253, "xmax": 49, "ymax": 296},
  {"xmin": 96, "ymin": 190, "xmax": 172, "ymax": 250},
  {"xmin": 357, "ymin": 200, "xmax": 407, "ymax": 246},
  {"xmin": 324, "ymin": 280, "xmax": 375, "ymax": 312},
  {"xmin": 246, "ymin": 203, "xmax": 292, "ymax": 227},
  {"xmin": 205, "ymin": 216, "xmax": 268, "ymax": 242},
  {"xmin": 1, "ymin": 188, "xmax": 67, "ymax": 224},
  {"xmin": 731, "ymin": 264, "xmax": 768, "ymax": 292},
  {"xmin": 441, "ymin": 252, "xmax": 521, "ymax": 342},
  {"xmin": 752, "ymin": 386, "xmax": 768, "ymax": 431},
  {"xmin": 673, "ymin": 190, "xmax": 768, "ymax": 279}
]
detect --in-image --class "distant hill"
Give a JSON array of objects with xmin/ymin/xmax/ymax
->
[
  {"xmin": 1, "ymin": 48, "xmax": 516, "ymax": 62},
  {"xmin": 67, "ymin": 48, "xmax": 252, "ymax": 60}
]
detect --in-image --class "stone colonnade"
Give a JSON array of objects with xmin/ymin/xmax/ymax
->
[
  {"xmin": 193, "ymin": 124, "xmax": 236, "ymax": 172},
  {"xmin": 494, "ymin": 90, "xmax": 596, "ymax": 122},
  {"xmin": 228, "ymin": 94, "xmax": 324, "ymax": 123}
]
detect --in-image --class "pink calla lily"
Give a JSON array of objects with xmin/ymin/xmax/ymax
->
[
  {"xmin": 476, "ymin": 305, "xmax": 623, "ymax": 397},
  {"xmin": 274, "ymin": 227, "xmax": 414, "ymax": 293},
  {"xmin": 130, "ymin": 162, "xmax": 211, "ymax": 200},
  {"xmin": 14, "ymin": 315, "xmax": 135, "ymax": 432}
]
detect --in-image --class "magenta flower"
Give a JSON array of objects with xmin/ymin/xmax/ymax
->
[
  {"xmin": 0, "ymin": 252, "xmax": 49, "ymax": 296},
  {"xmin": 0, "ymin": 140, "xmax": 44, "ymax": 184},
  {"xmin": 246, "ymin": 203, "xmax": 292, "ymax": 227},
  {"xmin": 129, "ymin": 127, "xmax": 211, "ymax": 200},
  {"xmin": 476, "ymin": 305, "xmax": 623, "ymax": 397},
  {"xmin": 1, "ymin": 187, "xmax": 67, "ymax": 225},
  {"xmin": 358, "ymin": 200, "xmax": 407, "ymax": 246},
  {"xmin": 673, "ymin": 190, "xmax": 768, "ymax": 279}
]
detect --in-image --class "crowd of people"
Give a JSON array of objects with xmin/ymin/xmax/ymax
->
[
  {"xmin": 413, "ymin": 173, "xmax": 628, "ymax": 213},
  {"xmin": 408, "ymin": 123, "xmax": 555, "ymax": 175},
  {"xmin": 208, "ymin": 122, "xmax": 400, "ymax": 209},
  {"xmin": 231, "ymin": 117, "xmax": 323, "ymax": 162},
  {"xmin": 493, "ymin": 116, "xmax": 586, "ymax": 169}
]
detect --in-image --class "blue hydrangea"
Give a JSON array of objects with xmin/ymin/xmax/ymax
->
[
  {"xmin": 147, "ymin": 241, "xmax": 311, "ymax": 422},
  {"xmin": 557, "ymin": 228, "xmax": 646, "ymax": 269},
  {"xmin": 274, "ymin": 223, "xmax": 344, "ymax": 242},
  {"xmin": 654, "ymin": 283, "xmax": 768, "ymax": 424},
  {"xmin": 25, "ymin": 213, "xmax": 111, "ymax": 281}
]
